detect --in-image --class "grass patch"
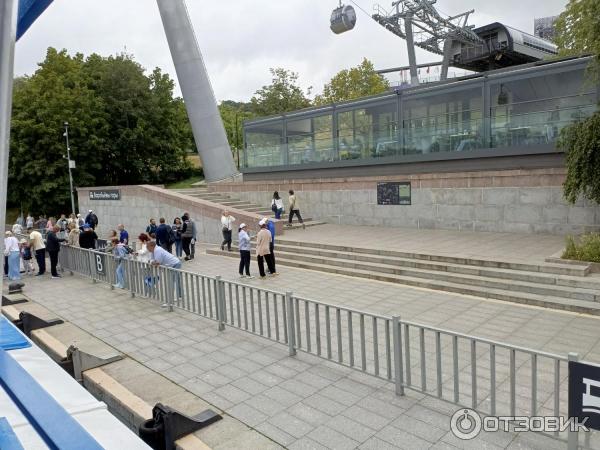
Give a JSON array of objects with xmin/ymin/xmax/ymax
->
[
  {"xmin": 563, "ymin": 234, "xmax": 600, "ymax": 263},
  {"xmin": 166, "ymin": 175, "xmax": 205, "ymax": 190}
]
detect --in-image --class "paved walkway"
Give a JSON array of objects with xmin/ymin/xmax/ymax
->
[
  {"xmin": 22, "ymin": 273, "xmax": 579, "ymax": 450},
  {"xmin": 14, "ymin": 236, "xmax": 600, "ymax": 449},
  {"xmin": 277, "ymin": 224, "xmax": 566, "ymax": 264}
]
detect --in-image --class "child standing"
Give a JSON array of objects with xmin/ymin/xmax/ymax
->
[{"xmin": 20, "ymin": 238, "xmax": 34, "ymax": 276}]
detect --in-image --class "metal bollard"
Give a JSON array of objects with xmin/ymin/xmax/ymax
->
[
  {"xmin": 286, "ymin": 292, "xmax": 296, "ymax": 356},
  {"xmin": 392, "ymin": 316, "xmax": 405, "ymax": 396}
]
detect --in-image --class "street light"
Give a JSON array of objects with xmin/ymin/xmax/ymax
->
[{"xmin": 63, "ymin": 122, "xmax": 76, "ymax": 215}]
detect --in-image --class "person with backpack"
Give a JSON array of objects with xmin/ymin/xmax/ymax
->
[
  {"xmin": 85, "ymin": 210, "xmax": 99, "ymax": 230},
  {"xmin": 271, "ymin": 191, "xmax": 284, "ymax": 219}
]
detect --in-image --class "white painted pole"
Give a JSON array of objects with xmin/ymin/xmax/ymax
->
[{"xmin": 0, "ymin": 0, "xmax": 18, "ymax": 279}]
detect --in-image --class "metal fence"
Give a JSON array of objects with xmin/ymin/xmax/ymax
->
[{"xmin": 57, "ymin": 245, "xmax": 595, "ymax": 449}]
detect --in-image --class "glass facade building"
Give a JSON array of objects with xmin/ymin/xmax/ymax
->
[{"xmin": 242, "ymin": 57, "xmax": 598, "ymax": 171}]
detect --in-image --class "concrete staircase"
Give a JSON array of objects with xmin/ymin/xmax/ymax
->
[
  {"xmin": 171, "ymin": 188, "xmax": 326, "ymax": 230},
  {"xmin": 207, "ymin": 238, "xmax": 600, "ymax": 315}
]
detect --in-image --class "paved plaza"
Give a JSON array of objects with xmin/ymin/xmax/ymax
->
[{"xmin": 15, "ymin": 238, "xmax": 600, "ymax": 450}]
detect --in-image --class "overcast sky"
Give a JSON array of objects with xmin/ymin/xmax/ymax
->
[{"xmin": 14, "ymin": 0, "xmax": 567, "ymax": 102}]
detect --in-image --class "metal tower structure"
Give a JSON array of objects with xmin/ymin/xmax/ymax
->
[{"xmin": 372, "ymin": 0, "xmax": 483, "ymax": 85}]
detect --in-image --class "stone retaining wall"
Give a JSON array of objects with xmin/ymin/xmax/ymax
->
[
  {"xmin": 210, "ymin": 168, "xmax": 600, "ymax": 235},
  {"xmin": 77, "ymin": 185, "xmax": 279, "ymax": 244}
]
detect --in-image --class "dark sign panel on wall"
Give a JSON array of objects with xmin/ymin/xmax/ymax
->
[
  {"xmin": 89, "ymin": 189, "xmax": 120, "ymax": 201},
  {"xmin": 569, "ymin": 360, "xmax": 600, "ymax": 430},
  {"xmin": 377, "ymin": 182, "xmax": 411, "ymax": 205}
]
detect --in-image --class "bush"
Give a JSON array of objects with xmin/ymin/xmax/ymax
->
[{"xmin": 562, "ymin": 234, "xmax": 600, "ymax": 262}]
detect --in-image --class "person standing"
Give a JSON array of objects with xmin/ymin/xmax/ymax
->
[
  {"xmin": 238, "ymin": 223, "xmax": 253, "ymax": 279},
  {"xmin": 220, "ymin": 210, "xmax": 236, "ymax": 251},
  {"xmin": 271, "ymin": 191, "xmax": 284, "ymax": 220},
  {"xmin": 12, "ymin": 221, "xmax": 23, "ymax": 236},
  {"xmin": 29, "ymin": 227, "xmax": 46, "ymax": 276},
  {"xmin": 57, "ymin": 214, "xmax": 69, "ymax": 237},
  {"xmin": 20, "ymin": 239, "xmax": 34, "ymax": 276},
  {"xmin": 172, "ymin": 217, "xmax": 183, "ymax": 258},
  {"xmin": 155, "ymin": 218, "xmax": 171, "ymax": 251},
  {"xmin": 78, "ymin": 225, "xmax": 98, "ymax": 249},
  {"xmin": 111, "ymin": 237, "xmax": 127, "ymax": 289},
  {"xmin": 76, "ymin": 213, "xmax": 85, "ymax": 229},
  {"xmin": 67, "ymin": 223, "xmax": 80, "ymax": 246},
  {"xmin": 4, "ymin": 232, "xmax": 21, "ymax": 281},
  {"xmin": 256, "ymin": 219, "xmax": 276, "ymax": 279},
  {"xmin": 183, "ymin": 211, "xmax": 198, "ymax": 259},
  {"xmin": 147, "ymin": 240, "xmax": 183, "ymax": 304},
  {"xmin": 26, "ymin": 213, "xmax": 34, "ymax": 230},
  {"xmin": 287, "ymin": 190, "xmax": 305, "ymax": 229},
  {"xmin": 118, "ymin": 224, "xmax": 129, "ymax": 245},
  {"xmin": 85, "ymin": 210, "xmax": 99, "ymax": 230},
  {"xmin": 266, "ymin": 218, "xmax": 277, "ymax": 274},
  {"xmin": 46, "ymin": 225, "xmax": 65, "ymax": 279},
  {"xmin": 146, "ymin": 218, "xmax": 157, "ymax": 237},
  {"xmin": 181, "ymin": 213, "xmax": 195, "ymax": 261}
]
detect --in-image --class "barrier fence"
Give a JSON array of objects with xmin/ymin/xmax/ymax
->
[{"xmin": 56, "ymin": 245, "xmax": 595, "ymax": 449}]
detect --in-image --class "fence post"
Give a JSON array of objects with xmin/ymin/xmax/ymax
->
[
  {"xmin": 286, "ymin": 292, "xmax": 296, "ymax": 356},
  {"xmin": 392, "ymin": 316, "xmax": 405, "ymax": 396},
  {"xmin": 167, "ymin": 267, "xmax": 174, "ymax": 312},
  {"xmin": 568, "ymin": 352, "xmax": 580, "ymax": 450},
  {"xmin": 216, "ymin": 276, "xmax": 225, "ymax": 331}
]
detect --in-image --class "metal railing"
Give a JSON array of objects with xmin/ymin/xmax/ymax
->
[{"xmin": 56, "ymin": 245, "xmax": 594, "ymax": 449}]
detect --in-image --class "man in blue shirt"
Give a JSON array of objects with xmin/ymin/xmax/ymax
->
[
  {"xmin": 265, "ymin": 218, "xmax": 277, "ymax": 274},
  {"xmin": 118, "ymin": 224, "xmax": 129, "ymax": 245},
  {"xmin": 147, "ymin": 240, "xmax": 182, "ymax": 304}
]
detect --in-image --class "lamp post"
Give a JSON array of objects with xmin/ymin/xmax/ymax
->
[{"xmin": 63, "ymin": 122, "xmax": 76, "ymax": 215}]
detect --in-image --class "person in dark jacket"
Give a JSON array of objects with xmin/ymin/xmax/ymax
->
[
  {"xmin": 146, "ymin": 218, "xmax": 157, "ymax": 238},
  {"xmin": 181, "ymin": 213, "xmax": 195, "ymax": 260},
  {"xmin": 79, "ymin": 225, "xmax": 98, "ymax": 249},
  {"xmin": 155, "ymin": 218, "xmax": 172, "ymax": 252},
  {"xmin": 85, "ymin": 210, "xmax": 99, "ymax": 230},
  {"xmin": 46, "ymin": 225, "xmax": 66, "ymax": 278}
]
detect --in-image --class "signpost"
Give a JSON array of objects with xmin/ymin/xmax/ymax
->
[{"xmin": 377, "ymin": 182, "xmax": 411, "ymax": 205}]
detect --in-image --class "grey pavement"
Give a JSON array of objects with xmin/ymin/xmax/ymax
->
[
  {"xmin": 19, "ymin": 250, "xmax": 600, "ymax": 449},
  {"xmin": 275, "ymin": 224, "xmax": 566, "ymax": 264}
]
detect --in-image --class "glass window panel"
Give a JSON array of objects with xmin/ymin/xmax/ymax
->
[
  {"xmin": 490, "ymin": 68, "xmax": 597, "ymax": 148},
  {"xmin": 402, "ymin": 87, "xmax": 483, "ymax": 154},
  {"xmin": 245, "ymin": 121, "xmax": 284, "ymax": 167},
  {"xmin": 287, "ymin": 113, "xmax": 334, "ymax": 164}
]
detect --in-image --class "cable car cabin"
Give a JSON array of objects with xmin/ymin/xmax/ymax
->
[
  {"xmin": 330, "ymin": 4, "xmax": 357, "ymax": 34},
  {"xmin": 450, "ymin": 22, "xmax": 558, "ymax": 72}
]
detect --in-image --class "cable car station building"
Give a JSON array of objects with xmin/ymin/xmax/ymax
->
[{"xmin": 210, "ymin": 55, "xmax": 600, "ymax": 235}]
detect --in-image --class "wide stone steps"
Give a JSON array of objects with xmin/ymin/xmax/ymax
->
[
  {"xmin": 206, "ymin": 248, "xmax": 600, "ymax": 315},
  {"xmin": 275, "ymin": 239, "xmax": 589, "ymax": 277}
]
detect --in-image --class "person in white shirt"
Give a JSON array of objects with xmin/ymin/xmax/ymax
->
[
  {"xmin": 4, "ymin": 232, "xmax": 21, "ymax": 280},
  {"xmin": 147, "ymin": 240, "xmax": 182, "ymax": 304},
  {"xmin": 12, "ymin": 222, "xmax": 23, "ymax": 236},
  {"xmin": 271, "ymin": 191, "xmax": 284, "ymax": 219},
  {"xmin": 220, "ymin": 210, "xmax": 236, "ymax": 252}
]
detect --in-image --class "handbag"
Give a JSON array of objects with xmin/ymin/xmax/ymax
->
[{"xmin": 271, "ymin": 203, "xmax": 278, "ymax": 213}]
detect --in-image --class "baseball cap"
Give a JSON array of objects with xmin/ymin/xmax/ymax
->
[
  {"xmin": 259, "ymin": 218, "xmax": 268, "ymax": 226},
  {"xmin": 83, "ymin": 224, "xmax": 91, "ymax": 229},
  {"xmin": 88, "ymin": 209, "xmax": 93, "ymax": 213},
  {"xmin": 239, "ymin": 223, "xmax": 247, "ymax": 228}
]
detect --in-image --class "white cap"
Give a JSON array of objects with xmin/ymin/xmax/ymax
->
[
  {"xmin": 239, "ymin": 223, "xmax": 247, "ymax": 228},
  {"xmin": 88, "ymin": 209, "xmax": 93, "ymax": 213},
  {"xmin": 259, "ymin": 218, "xmax": 268, "ymax": 226}
]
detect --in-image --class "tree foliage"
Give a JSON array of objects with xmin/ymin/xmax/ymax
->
[
  {"xmin": 554, "ymin": 0, "xmax": 600, "ymax": 205},
  {"xmin": 250, "ymin": 68, "xmax": 311, "ymax": 116},
  {"xmin": 9, "ymin": 48, "xmax": 194, "ymax": 215},
  {"xmin": 314, "ymin": 58, "xmax": 390, "ymax": 105}
]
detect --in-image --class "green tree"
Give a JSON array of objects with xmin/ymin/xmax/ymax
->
[
  {"xmin": 250, "ymin": 68, "xmax": 311, "ymax": 116},
  {"xmin": 555, "ymin": 0, "xmax": 600, "ymax": 205},
  {"xmin": 219, "ymin": 101, "xmax": 254, "ymax": 164},
  {"xmin": 9, "ymin": 48, "xmax": 193, "ymax": 215},
  {"xmin": 314, "ymin": 58, "xmax": 390, "ymax": 105}
]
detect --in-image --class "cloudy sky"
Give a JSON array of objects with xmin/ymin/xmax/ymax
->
[{"xmin": 14, "ymin": 0, "xmax": 567, "ymax": 102}]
